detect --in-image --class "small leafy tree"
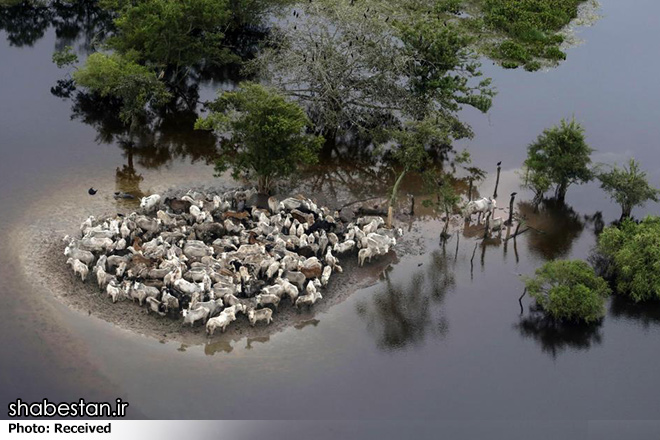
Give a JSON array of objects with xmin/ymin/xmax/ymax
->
[
  {"xmin": 73, "ymin": 52, "xmax": 171, "ymax": 127},
  {"xmin": 523, "ymin": 260, "xmax": 611, "ymax": 323},
  {"xmin": 523, "ymin": 118, "xmax": 594, "ymax": 202},
  {"xmin": 597, "ymin": 158, "xmax": 660, "ymax": 220},
  {"xmin": 597, "ymin": 217, "xmax": 660, "ymax": 302},
  {"xmin": 384, "ymin": 118, "xmax": 455, "ymax": 228},
  {"xmin": 423, "ymin": 173, "xmax": 461, "ymax": 238},
  {"xmin": 519, "ymin": 164, "xmax": 552, "ymax": 209},
  {"xmin": 195, "ymin": 82, "xmax": 324, "ymax": 194}
]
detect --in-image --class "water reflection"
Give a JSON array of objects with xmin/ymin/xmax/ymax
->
[
  {"xmin": 519, "ymin": 200, "xmax": 585, "ymax": 260},
  {"xmin": 609, "ymin": 296, "xmax": 660, "ymax": 330},
  {"xmin": 294, "ymin": 319, "xmax": 320, "ymax": 330},
  {"xmin": 516, "ymin": 306, "xmax": 603, "ymax": 358},
  {"xmin": 245, "ymin": 335, "xmax": 270, "ymax": 350},
  {"xmin": 0, "ymin": 0, "xmax": 113, "ymax": 51},
  {"xmin": 204, "ymin": 339, "xmax": 235, "ymax": 356},
  {"xmin": 357, "ymin": 249, "xmax": 454, "ymax": 351}
]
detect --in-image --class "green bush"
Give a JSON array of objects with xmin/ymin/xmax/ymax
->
[
  {"xmin": 597, "ymin": 217, "xmax": 660, "ymax": 302},
  {"xmin": 524, "ymin": 60, "xmax": 542, "ymax": 72},
  {"xmin": 498, "ymin": 40, "xmax": 529, "ymax": 63},
  {"xmin": 482, "ymin": 0, "xmax": 585, "ymax": 67},
  {"xmin": 524, "ymin": 260, "xmax": 611, "ymax": 323},
  {"xmin": 544, "ymin": 46, "xmax": 567, "ymax": 60}
]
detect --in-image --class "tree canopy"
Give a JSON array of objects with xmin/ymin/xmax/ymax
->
[
  {"xmin": 597, "ymin": 217, "xmax": 660, "ymax": 302},
  {"xmin": 523, "ymin": 259, "xmax": 611, "ymax": 323},
  {"xmin": 73, "ymin": 51, "xmax": 171, "ymax": 125},
  {"xmin": 195, "ymin": 82, "xmax": 324, "ymax": 193},
  {"xmin": 597, "ymin": 158, "xmax": 659, "ymax": 220},
  {"xmin": 250, "ymin": 0, "xmax": 494, "ymax": 143},
  {"xmin": 522, "ymin": 118, "xmax": 593, "ymax": 202},
  {"xmin": 100, "ymin": 0, "xmax": 236, "ymax": 74}
]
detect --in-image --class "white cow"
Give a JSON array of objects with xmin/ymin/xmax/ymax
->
[
  {"xmin": 66, "ymin": 258, "xmax": 88, "ymax": 282},
  {"xmin": 248, "ymin": 308, "xmax": 273, "ymax": 326},
  {"xmin": 464, "ymin": 197, "xmax": 496, "ymax": 221},
  {"xmin": 206, "ymin": 312, "xmax": 236, "ymax": 335},
  {"xmin": 140, "ymin": 194, "xmax": 161, "ymax": 212}
]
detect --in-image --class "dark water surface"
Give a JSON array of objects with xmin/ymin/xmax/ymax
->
[{"xmin": 1, "ymin": 0, "xmax": 660, "ymax": 422}]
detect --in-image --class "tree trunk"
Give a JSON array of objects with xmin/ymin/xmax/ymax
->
[
  {"xmin": 621, "ymin": 205, "xmax": 632, "ymax": 221},
  {"xmin": 387, "ymin": 170, "xmax": 407, "ymax": 228},
  {"xmin": 555, "ymin": 182, "xmax": 568, "ymax": 203}
]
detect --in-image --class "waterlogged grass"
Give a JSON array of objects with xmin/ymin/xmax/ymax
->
[
  {"xmin": 452, "ymin": 0, "xmax": 590, "ymax": 70},
  {"xmin": 481, "ymin": 0, "xmax": 584, "ymax": 70}
]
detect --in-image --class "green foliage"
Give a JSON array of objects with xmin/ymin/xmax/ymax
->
[
  {"xmin": 597, "ymin": 158, "xmax": 660, "ymax": 219},
  {"xmin": 253, "ymin": 1, "xmax": 494, "ymax": 143},
  {"xmin": 73, "ymin": 52, "xmax": 171, "ymax": 125},
  {"xmin": 396, "ymin": 14, "xmax": 494, "ymax": 116},
  {"xmin": 195, "ymin": 82, "xmax": 324, "ymax": 193},
  {"xmin": 101, "ymin": 0, "xmax": 236, "ymax": 72},
  {"xmin": 498, "ymin": 40, "xmax": 528, "ymax": 64},
  {"xmin": 52, "ymin": 45, "xmax": 78, "ymax": 68},
  {"xmin": 423, "ymin": 172, "xmax": 461, "ymax": 236},
  {"xmin": 524, "ymin": 260, "xmax": 611, "ymax": 323},
  {"xmin": 597, "ymin": 217, "xmax": 660, "ymax": 302},
  {"xmin": 519, "ymin": 164, "xmax": 552, "ymax": 207},
  {"xmin": 522, "ymin": 117, "xmax": 593, "ymax": 202},
  {"xmin": 481, "ymin": 0, "xmax": 584, "ymax": 68}
]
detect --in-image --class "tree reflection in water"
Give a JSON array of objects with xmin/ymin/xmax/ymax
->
[
  {"xmin": 518, "ymin": 199, "xmax": 585, "ymax": 260},
  {"xmin": 516, "ymin": 305, "xmax": 603, "ymax": 359},
  {"xmin": 0, "ymin": 0, "xmax": 113, "ymax": 51},
  {"xmin": 357, "ymin": 249, "xmax": 454, "ymax": 351},
  {"xmin": 609, "ymin": 295, "xmax": 660, "ymax": 330}
]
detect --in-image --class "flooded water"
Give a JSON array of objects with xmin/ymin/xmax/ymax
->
[{"xmin": 2, "ymin": 0, "xmax": 660, "ymax": 422}]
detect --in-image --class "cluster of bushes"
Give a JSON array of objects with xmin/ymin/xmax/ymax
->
[
  {"xmin": 482, "ymin": 0, "xmax": 585, "ymax": 70},
  {"xmin": 525, "ymin": 216, "xmax": 660, "ymax": 324},
  {"xmin": 597, "ymin": 217, "xmax": 660, "ymax": 302}
]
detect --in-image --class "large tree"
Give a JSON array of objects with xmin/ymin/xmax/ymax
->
[
  {"xmin": 597, "ymin": 158, "xmax": 660, "ymax": 220},
  {"xmin": 101, "ymin": 0, "xmax": 236, "ymax": 76},
  {"xmin": 522, "ymin": 118, "xmax": 593, "ymax": 202},
  {"xmin": 250, "ymin": 0, "xmax": 493, "ymax": 143},
  {"xmin": 195, "ymin": 82, "xmax": 324, "ymax": 194}
]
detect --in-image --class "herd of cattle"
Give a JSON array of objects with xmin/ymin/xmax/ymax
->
[{"xmin": 63, "ymin": 189, "xmax": 400, "ymax": 336}]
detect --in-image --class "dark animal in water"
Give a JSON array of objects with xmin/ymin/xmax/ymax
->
[
  {"xmin": 114, "ymin": 192, "xmax": 135, "ymax": 199},
  {"xmin": 88, "ymin": 188, "xmax": 98, "ymax": 195}
]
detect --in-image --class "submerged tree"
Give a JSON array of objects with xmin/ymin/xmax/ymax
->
[
  {"xmin": 519, "ymin": 164, "xmax": 552, "ymax": 209},
  {"xmin": 100, "ymin": 0, "xmax": 236, "ymax": 75},
  {"xmin": 597, "ymin": 217, "xmax": 660, "ymax": 302},
  {"xmin": 522, "ymin": 118, "xmax": 593, "ymax": 203},
  {"xmin": 523, "ymin": 259, "xmax": 610, "ymax": 323},
  {"xmin": 196, "ymin": 82, "xmax": 324, "ymax": 194},
  {"xmin": 383, "ymin": 117, "xmax": 460, "ymax": 228},
  {"xmin": 73, "ymin": 52, "xmax": 172, "ymax": 127},
  {"xmin": 597, "ymin": 158, "xmax": 659, "ymax": 220}
]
